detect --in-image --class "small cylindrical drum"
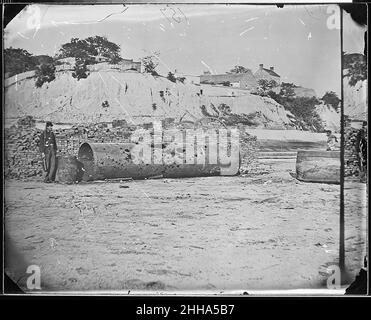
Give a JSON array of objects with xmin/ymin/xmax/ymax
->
[{"xmin": 296, "ymin": 150, "xmax": 340, "ymax": 184}]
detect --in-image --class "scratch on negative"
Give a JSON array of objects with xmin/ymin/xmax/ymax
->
[{"xmin": 239, "ymin": 26, "xmax": 255, "ymax": 36}]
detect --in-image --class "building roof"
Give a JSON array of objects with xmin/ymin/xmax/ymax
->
[
  {"xmin": 261, "ymin": 68, "xmax": 280, "ymax": 78},
  {"xmin": 200, "ymin": 72, "xmax": 255, "ymax": 80}
]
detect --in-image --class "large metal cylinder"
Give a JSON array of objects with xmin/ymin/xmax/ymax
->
[
  {"xmin": 295, "ymin": 150, "xmax": 340, "ymax": 184},
  {"xmin": 78, "ymin": 142, "xmax": 239, "ymax": 181}
]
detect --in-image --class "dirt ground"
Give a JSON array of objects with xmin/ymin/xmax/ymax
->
[{"xmin": 4, "ymin": 159, "xmax": 367, "ymax": 294}]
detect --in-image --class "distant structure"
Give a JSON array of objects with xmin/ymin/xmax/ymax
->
[
  {"xmin": 118, "ymin": 59, "xmax": 141, "ymax": 72},
  {"xmin": 57, "ymin": 57, "xmax": 76, "ymax": 65},
  {"xmin": 55, "ymin": 57, "xmax": 75, "ymax": 72},
  {"xmin": 199, "ymin": 64, "xmax": 283, "ymax": 91},
  {"xmin": 254, "ymin": 64, "xmax": 281, "ymax": 85},
  {"xmin": 200, "ymin": 69, "xmax": 257, "ymax": 90},
  {"xmin": 94, "ymin": 56, "xmax": 141, "ymax": 72},
  {"xmin": 55, "ymin": 56, "xmax": 141, "ymax": 73},
  {"xmin": 94, "ymin": 55, "xmax": 108, "ymax": 63},
  {"xmin": 174, "ymin": 70, "xmax": 200, "ymax": 85}
]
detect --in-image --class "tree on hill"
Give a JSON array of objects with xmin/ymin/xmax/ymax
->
[
  {"xmin": 266, "ymin": 82, "xmax": 325, "ymax": 131},
  {"xmin": 72, "ymin": 58, "xmax": 89, "ymax": 81},
  {"xmin": 257, "ymin": 79, "xmax": 278, "ymax": 95},
  {"xmin": 57, "ymin": 36, "xmax": 122, "ymax": 64},
  {"xmin": 229, "ymin": 65, "xmax": 250, "ymax": 74},
  {"xmin": 4, "ymin": 47, "xmax": 37, "ymax": 77},
  {"xmin": 343, "ymin": 53, "xmax": 367, "ymax": 86},
  {"xmin": 279, "ymin": 82, "xmax": 296, "ymax": 101},
  {"xmin": 279, "ymin": 96, "xmax": 323, "ymax": 131},
  {"xmin": 321, "ymin": 91, "xmax": 340, "ymax": 111},
  {"xmin": 176, "ymin": 77, "xmax": 186, "ymax": 84},
  {"xmin": 141, "ymin": 55, "xmax": 159, "ymax": 76},
  {"xmin": 35, "ymin": 63, "xmax": 56, "ymax": 88},
  {"xmin": 167, "ymin": 72, "xmax": 176, "ymax": 83},
  {"xmin": 34, "ymin": 55, "xmax": 54, "ymax": 66}
]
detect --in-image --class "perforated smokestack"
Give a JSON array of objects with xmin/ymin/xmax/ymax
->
[
  {"xmin": 270, "ymin": 67, "xmax": 274, "ymax": 71},
  {"xmin": 259, "ymin": 64, "xmax": 264, "ymax": 69}
]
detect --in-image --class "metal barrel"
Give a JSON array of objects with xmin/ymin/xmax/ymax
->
[
  {"xmin": 295, "ymin": 150, "xmax": 340, "ymax": 184},
  {"xmin": 78, "ymin": 142, "xmax": 240, "ymax": 181}
]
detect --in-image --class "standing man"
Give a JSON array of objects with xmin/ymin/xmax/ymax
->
[
  {"xmin": 326, "ymin": 129, "xmax": 340, "ymax": 151},
  {"xmin": 39, "ymin": 121, "xmax": 57, "ymax": 183}
]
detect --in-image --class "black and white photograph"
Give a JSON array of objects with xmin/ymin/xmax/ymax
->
[{"xmin": 2, "ymin": 2, "xmax": 368, "ymax": 295}]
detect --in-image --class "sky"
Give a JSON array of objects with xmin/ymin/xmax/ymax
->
[{"xmin": 4, "ymin": 4, "xmax": 366, "ymax": 96}]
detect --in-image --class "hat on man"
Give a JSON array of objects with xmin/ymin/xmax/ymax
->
[{"xmin": 46, "ymin": 121, "xmax": 53, "ymax": 127}]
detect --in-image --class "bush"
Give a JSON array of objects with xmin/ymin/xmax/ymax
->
[
  {"xmin": 344, "ymin": 53, "xmax": 367, "ymax": 86},
  {"xmin": 35, "ymin": 63, "xmax": 56, "ymax": 88},
  {"xmin": 199, "ymin": 103, "xmax": 258, "ymax": 126},
  {"xmin": 257, "ymin": 79, "xmax": 278, "ymax": 96},
  {"xmin": 5, "ymin": 47, "xmax": 37, "ymax": 77},
  {"xmin": 267, "ymin": 85, "xmax": 324, "ymax": 131},
  {"xmin": 218, "ymin": 103, "xmax": 232, "ymax": 115},
  {"xmin": 72, "ymin": 58, "xmax": 89, "ymax": 80},
  {"xmin": 279, "ymin": 82, "xmax": 296, "ymax": 100},
  {"xmin": 141, "ymin": 55, "xmax": 159, "ymax": 75},
  {"xmin": 229, "ymin": 65, "xmax": 250, "ymax": 74},
  {"xmin": 177, "ymin": 77, "xmax": 186, "ymax": 84},
  {"xmin": 321, "ymin": 91, "xmax": 340, "ymax": 111},
  {"xmin": 266, "ymin": 90, "xmax": 281, "ymax": 101},
  {"xmin": 167, "ymin": 72, "xmax": 176, "ymax": 83},
  {"xmin": 283, "ymin": 96, "xmax": 324, "ymax": 131}
]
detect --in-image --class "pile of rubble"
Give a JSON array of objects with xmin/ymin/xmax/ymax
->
[
  {"xmin": 4, "ymin": 122, "xmax": 44, "ymax": 179},
  {"xmin": 239, "ymin": 129, "xmax": 260, "ymax": 174},
  {"xmin": 4, "ymin": 118, "xmax": 136, "ymax": 180},
  {"xmin": 55, "ymin": 123, "xmax": 135, "ymax": 156},
  {"xmin": 5, "ymin": 116, "xmax": 260, "ymax": 180}
]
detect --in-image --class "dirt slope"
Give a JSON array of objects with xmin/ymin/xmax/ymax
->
[
  {"xmin": 5, "ymin": 70, "xmax": 296, "ymax": 128},
  {"xmin": 315, "ymin": 103, "xmax": 340, "ymax": 132},
  {"xmin": 343, "ymin": 78, "xmax": 367, "ymax": 121}
]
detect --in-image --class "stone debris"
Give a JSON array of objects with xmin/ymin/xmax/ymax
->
[
  {"xmin": 5, "ymin": 116, "xmax": 260, "ymax": 180},
  {"xmin": 344, "ymin": 126, "xmax": 365, "ymax": 178},
  {"xmin": 4, "ymin": 117, "xmax": 135, "ymax": 180},
  {"xmin": 239, "ymin": 129, "xmax": 260, "ymax": 174}
]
